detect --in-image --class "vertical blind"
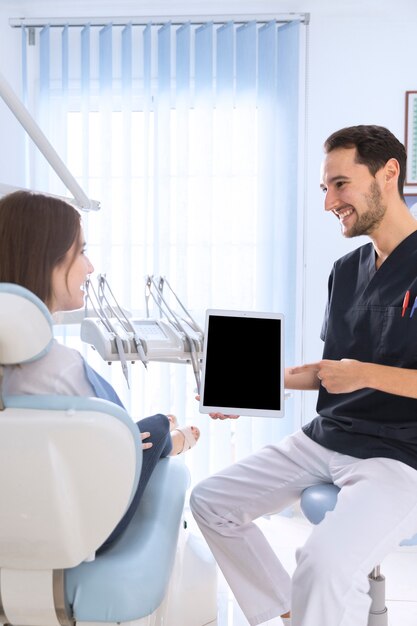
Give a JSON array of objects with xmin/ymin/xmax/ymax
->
[{"xmin": 21, "ymin": 18, "xmax": 306, "ymax": 485}]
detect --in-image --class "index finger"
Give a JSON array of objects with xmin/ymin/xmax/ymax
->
[
  {"xmin": 289, "ymin": 362, "xmax": 321, "ymax": 375},
  {"xmin": 209, "ymin": 412, "xmax": 240, "ymax": 420}
]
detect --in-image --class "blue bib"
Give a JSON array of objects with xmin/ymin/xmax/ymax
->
[{"xmin": 82, "ymin": 358, "xmax": 125, "ymax": 409}]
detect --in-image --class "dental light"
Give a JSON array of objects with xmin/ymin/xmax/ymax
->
[{"xmin": 0, "ymin": 70, "xmax": 99, "ymax": 211}]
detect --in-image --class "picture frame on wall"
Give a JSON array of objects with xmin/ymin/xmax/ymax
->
[
  {"xmin": 405, "ymin": 91, "xmax": 417, "ymax": 185},
  {"xmin": 405, "ymin": 193, "xmax": 417, "ymax": 217}
]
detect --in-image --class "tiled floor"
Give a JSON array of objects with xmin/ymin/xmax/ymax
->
[{"xmin": 203, "ymin": 510, "xmax": 417, "ymax": 625}]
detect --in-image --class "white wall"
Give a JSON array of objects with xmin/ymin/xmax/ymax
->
[
  {"xmin": 301, "ymin": 0, "xmax": 417, "ymax": 418},
  {"xmin": 1, "ymin": 0, "xmax": 417, "ymax": 422}
]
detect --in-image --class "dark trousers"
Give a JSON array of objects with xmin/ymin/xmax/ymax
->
[{"xmin": 98, "ymin": 413, "xmax": 172, "ymax": 552}]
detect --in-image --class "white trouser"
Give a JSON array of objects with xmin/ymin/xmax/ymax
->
[{"xmin": 190, "ymin": 430, "xmax": 417, "ymax": 626}]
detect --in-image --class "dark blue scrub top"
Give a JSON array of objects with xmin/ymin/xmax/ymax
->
[{"xmin": 303, "ymin": 230, "xmax": 417, "ymax": 470}]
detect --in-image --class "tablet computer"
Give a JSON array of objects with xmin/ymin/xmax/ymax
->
[{"xmin": 199, "ymin": 309, "xmax": 284, "ymax": 418}]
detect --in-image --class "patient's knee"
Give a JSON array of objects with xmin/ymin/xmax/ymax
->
[{"xmin": 155, "ymin": 413, "xmax": 171, "ymax": 434}]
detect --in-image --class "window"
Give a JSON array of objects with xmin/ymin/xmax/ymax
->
[{"xmin": 21, "ymin": 18, "xmax": 307, "ymax": 482}]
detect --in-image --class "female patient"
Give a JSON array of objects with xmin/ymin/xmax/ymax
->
[{"xmin": 0, "ymin": 189, "xmax": 199, "ymax": 552}]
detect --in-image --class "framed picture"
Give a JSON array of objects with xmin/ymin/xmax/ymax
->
[
  {"xmin": 405, "ymin": 91, "xmax": 417, "ymax": 185},
  {"xmin": 405, "ymin": 193, "xmax": 417, "ymax": 217}
]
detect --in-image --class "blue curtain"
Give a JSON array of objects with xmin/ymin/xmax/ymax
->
[{"xmin": 23, "ymin": 19, "xmax": 306, "ymax": 482}]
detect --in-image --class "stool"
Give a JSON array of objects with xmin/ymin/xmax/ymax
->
[{"xmin": 300, "ymin": 484, "xmax": 388, "ymax": 626}]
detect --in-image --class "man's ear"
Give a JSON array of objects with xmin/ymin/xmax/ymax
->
[{"xmin": 383, "ymin": 157, "xmax": 400, "ymax": 187}]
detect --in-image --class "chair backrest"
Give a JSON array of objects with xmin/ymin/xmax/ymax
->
[
  {"xmin": 0, "ymin": 283, "xmax": 53, "ymax": 365},
  {"xmin": 0, "ymin": 395, "xmax": 142, "ymax": 569},
  {"xmin": 0, "ymin": 284, "xmax": 142, "ymax": 569}
]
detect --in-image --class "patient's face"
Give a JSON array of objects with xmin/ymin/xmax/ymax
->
[{"xmin": 50, "ymin": 230, "xmax": 94, "ymax": 313}]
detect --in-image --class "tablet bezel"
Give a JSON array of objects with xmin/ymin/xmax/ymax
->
[{"xmin": 199, "ymin": 309, "xmax": 285, "ymax": 418}]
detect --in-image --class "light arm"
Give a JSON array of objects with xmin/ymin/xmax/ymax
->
[{"xmin": 0, "ymin": 70, "xmax": 99, "ymax": 212}]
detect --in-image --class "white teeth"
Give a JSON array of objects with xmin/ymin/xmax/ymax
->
[{"xmin": 336, "ymin": 208, "xmax": 353, "ymax": 219}]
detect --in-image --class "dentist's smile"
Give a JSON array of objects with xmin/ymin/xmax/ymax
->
[{"xmin": 334, "ymin": 205, "xmax": 355, "ymax": 224}]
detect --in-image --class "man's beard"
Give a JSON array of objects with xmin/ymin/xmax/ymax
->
[{"xmin": 345, "ymin": 181, "xmax": 386, "ymax": 238}]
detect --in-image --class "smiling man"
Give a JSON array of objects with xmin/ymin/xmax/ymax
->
[{"xmin": 191, "ymin": 125, "xmax": 417, "ymax": 626}]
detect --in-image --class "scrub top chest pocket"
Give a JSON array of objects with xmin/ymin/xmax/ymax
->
[
  {"xmin": 381, "ymin": 304, "xmax": 417, "ymax": 365},
  {"xmin": 323, "ymin": 304, "xmax": 417, "ymax": 366},
  {"xmin": 322, "ymin": 236, "xmax": 417, "ymax": 367}
]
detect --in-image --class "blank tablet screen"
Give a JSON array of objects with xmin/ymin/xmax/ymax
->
[{"xmin": 199, "ymin": 310, "xmax": 284, "ymax": 418}]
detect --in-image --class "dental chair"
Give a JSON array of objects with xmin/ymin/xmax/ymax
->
[
  {"xmin": 0, "ymin": 283, "xmax": 217, "ymax": 626},
  {"xmin": 301, "ymin": 483, "xmax": 417, "ymax": 626}
]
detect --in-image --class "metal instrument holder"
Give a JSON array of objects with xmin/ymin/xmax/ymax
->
[
  {"xmin": 84, "ymin": 275, "xmax": 203, "ymax": 392},
  {"xmin": 145, "ymin": 276, "xmax": 203, "ymax": 393}
]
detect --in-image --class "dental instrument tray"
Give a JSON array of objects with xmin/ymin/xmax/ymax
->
[
  {"xmin": 81, "ymin": 316, "xmax": 203, "ymax": 364},
  {"xmin": 80, "ymin": 275, "xmax": 203, "ymax": 390}
]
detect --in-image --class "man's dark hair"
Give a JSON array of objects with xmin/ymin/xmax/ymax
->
[{"xmin": 324, "ymin": 125, "xmax": 407, "ymax": 199}]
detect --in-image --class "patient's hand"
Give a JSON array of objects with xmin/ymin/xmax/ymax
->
[
  {"xmin": 195, "ymin": 395, "xmax": 240, "ymax": 420},
  {"xmin": 141, "ymin": 431, "xmax": 153, "ymax": 450}
]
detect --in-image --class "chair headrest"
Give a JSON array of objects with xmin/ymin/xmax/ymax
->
[{"xmin": 0, "ymin": 284, "xmax": 53, "ymax": 365}]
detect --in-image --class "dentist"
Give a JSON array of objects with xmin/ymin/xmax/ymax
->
[{"xmin": 191, "ymin": 125, "xmax": 417, "ymax": 626}]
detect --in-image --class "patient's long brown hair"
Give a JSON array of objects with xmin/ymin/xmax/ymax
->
[{"xmin": 0, "ymin": 191, "xmax": 81, "ymax": 308}]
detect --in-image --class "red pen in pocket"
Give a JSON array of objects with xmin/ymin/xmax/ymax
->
[{"xmin": 402, "ymin": 290, "xmax": 410, "ymax": 317}]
